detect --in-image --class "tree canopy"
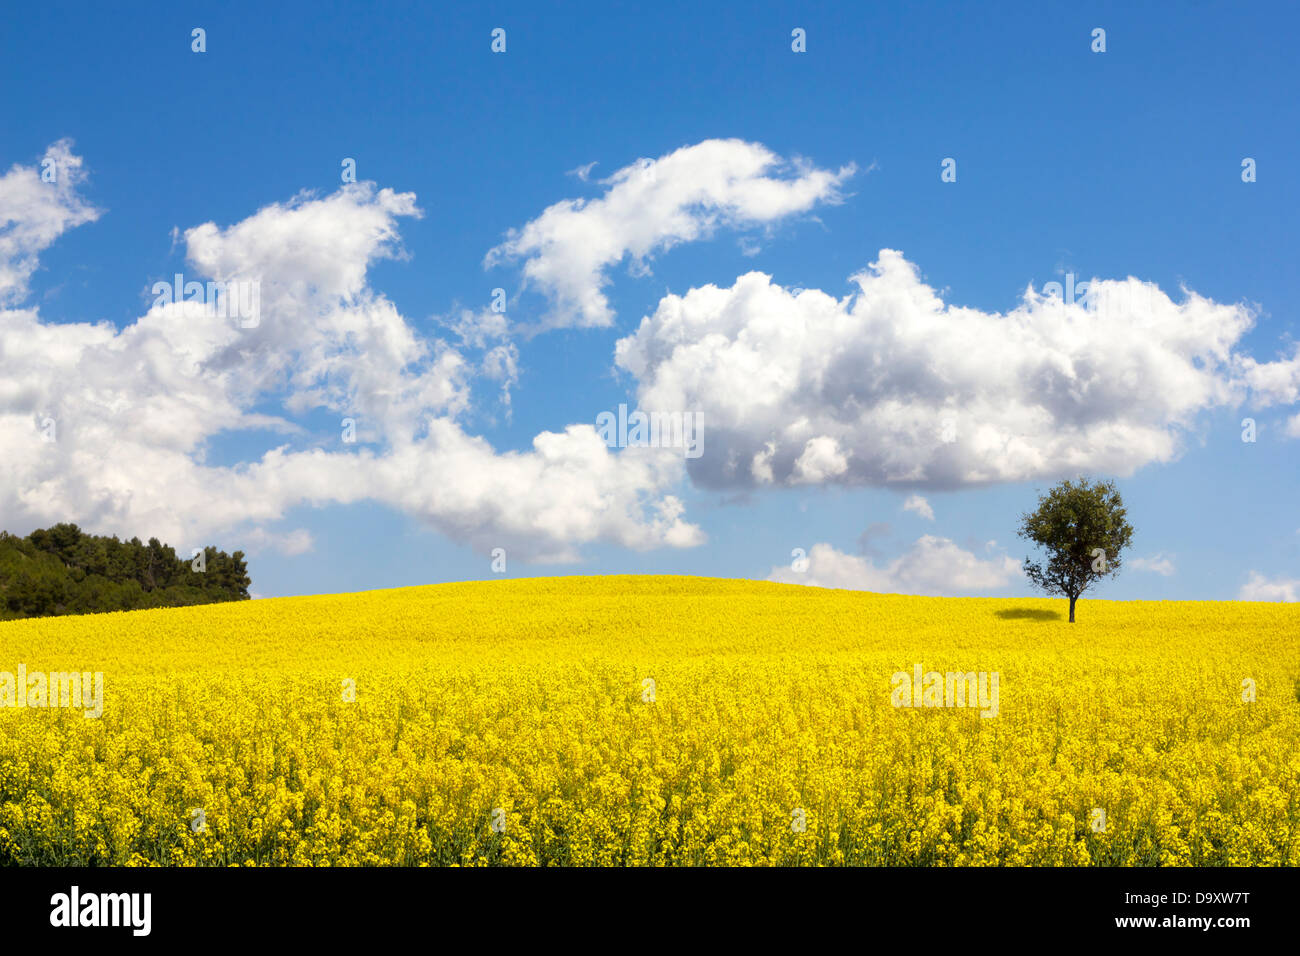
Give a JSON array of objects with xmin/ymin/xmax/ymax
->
[
  {"xmin": 1017, "ymin": 477, "xmax": 1134, "ymax": 622},
  {"xmin": 0, "ymin": 524, "xmax": 249, "ymax": 620}
]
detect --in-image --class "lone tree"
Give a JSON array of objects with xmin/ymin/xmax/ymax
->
[{"xmin": 1017, "ymin": 477, "xmax": 1133, "ymax": 622}]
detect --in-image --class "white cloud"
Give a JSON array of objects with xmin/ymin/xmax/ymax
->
[
  {"xmin": 228, "ymin": 421, "xmax": 703, "ymax": 563},
  {"xmin": 767, "ymin": 537, "xmax": 1021, "ymax": 596},
  {"xmin": 0, "ymin": 145, "xmax": 702, "ymax": 563},
  {"xmin": 486, "ymin": 139, "xmax": 855, "ymax": 330},
  {"xmin": 244, "ymin": 527, "xmax": 315, "ymax": 556},
  {"xmin": 1236, "ymin": 348, "xmax": 1300, "ymax": 407},
  {"xmin": 0, "ymin": 139, "xmax": 100, "ymax": 305},
  {"xmin": 1238, "ymin": 572, "xmax": 1299, "ymax": 602},
  {"xmin": 481, "ymin": 341, "xmax": 520, "ymax": 407},
  {"xmin": 792, "ymin": 435, "xmax": 849, "ymax": 483},
  {"xmin": 902, "ymin": 494, "xmax": 934, "ymax": 520},
  {"xmin": 616, "ymin": 250, "xmax": 1300, "ymax": 489},
  {"xmin": 444, "ymin": 306, "xmax": 510, "ymax": 349},
  {"xmin": 440, "ymin": 306, "xmax": 518, "ymax": 408},
  {"xmin": 179, "ymin": 182, "xmax": 474, "ymax": 442},
  {"xmin": 1130, "ymin": 553, "xmax": 1175, "ymax": 576}
]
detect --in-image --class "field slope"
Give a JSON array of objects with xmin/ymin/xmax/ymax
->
[{"xmin": 0, "ymin": 575, "xmax": 1296, "ymax": 866}]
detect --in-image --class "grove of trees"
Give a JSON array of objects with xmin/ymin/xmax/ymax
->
[{"xmin": 0, "ymin": 524, "xmax": 250, "ymax": 620}]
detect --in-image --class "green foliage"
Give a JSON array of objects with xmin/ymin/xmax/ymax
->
[
  {"xmin": 1017, "ymin": 477, "xmax": 1134, "ymax": 621},
  {"xmin": 0, "ymin": 524, "xmax": 249, "ymax": 620}
]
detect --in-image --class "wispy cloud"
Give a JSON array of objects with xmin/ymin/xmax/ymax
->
[
  {"xmin": 768, "ymin": 537, "xmax": 1020, "ymax": 597},
  {"xmin": 487, "ymin": 139, "xmax": 855, "ymax": 331},
  {"xmin": 902, "ymin": 494, "xmax": 935, "ymax": 520},
  {"xmin": 1130, "ymin": 553, "xmax": 1176, "ymax": 576},
  {"xmin": 1238, "ymin": 572, "xmax": 1299, "ymax": 602}
]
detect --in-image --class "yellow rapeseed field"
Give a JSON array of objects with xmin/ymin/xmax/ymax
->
[{"xmin": 0, "ymin": 576, "xmax": 1296, "ymax": 866}]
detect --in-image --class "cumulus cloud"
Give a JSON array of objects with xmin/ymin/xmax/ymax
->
[
  {"xmin": 0, "ymin": 145, "xmax": 702, "ymax": 562},
  {"xmin": 902, "ymin": 494, "xmax": 934, "ymax": 520},
  {"xmin": 616, "ymin": 250, "xmax": 1300, "ymax": 489},
  {"xmin": 792, "ymin": 435, "xmax": 849, "ymax": 483},
  {"xmin": 179, "ymin": 182, "xmax": 474, "ymax": 441},
  {"xmin": 768, "ymin": 537, "xmax": 1021, "ymax": 596},
  {"xmin": 1237, "ymin": 572, "xmax": 1299, "ymax": 602},
  {"xmin": 486, "ymin": 139, "xmax": 855, "ymax": 330}
]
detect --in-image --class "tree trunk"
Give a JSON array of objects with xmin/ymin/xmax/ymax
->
[{"xmin": 1068, "ymin": 595, "xmax": 1077, "ymax": 623}]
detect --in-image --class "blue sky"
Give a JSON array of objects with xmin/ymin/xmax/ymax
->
[{"xmin": 1, "ymin": 0, "xmax": 1297, "ymax": 602}]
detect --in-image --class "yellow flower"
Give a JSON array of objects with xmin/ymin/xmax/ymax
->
[{"xmin": 0, "ymin": 576, "xmax": 1295, "ymax": 865}]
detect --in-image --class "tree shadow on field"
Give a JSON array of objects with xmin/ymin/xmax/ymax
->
[{"xmin": 994, "ymin": 608, "xmax": 1063, "ymax": 621}]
